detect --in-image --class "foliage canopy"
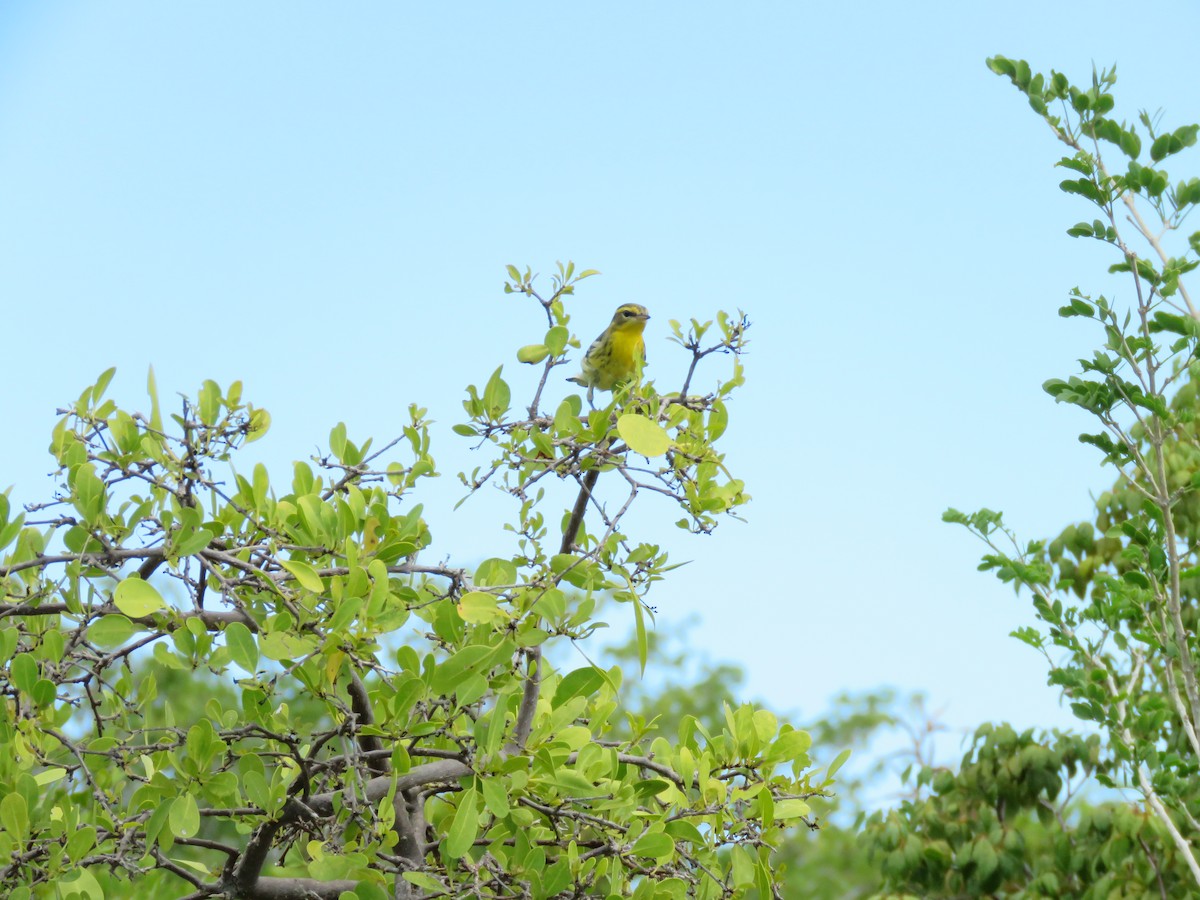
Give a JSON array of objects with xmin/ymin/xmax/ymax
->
[
  {"xmin": 869, "ymin": 56, "xmax": 1200, "ymax": 897},
  {"xmin": 0, "ymin": 268, "xmax": 833, "ymax": 899}
]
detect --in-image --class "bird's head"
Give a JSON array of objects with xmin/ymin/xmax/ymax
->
[{"xmin": 609, "ymin": 303, "xmax": 650, "ymax": 332}]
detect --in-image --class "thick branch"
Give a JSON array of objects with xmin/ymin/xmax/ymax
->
[
  {"xmin": 562, "ymin": 468, "xmax": 600, "ymax": 554},
  {"xmin": 347, "ymin": 671, "xmax": 389, "ymax": 779}
]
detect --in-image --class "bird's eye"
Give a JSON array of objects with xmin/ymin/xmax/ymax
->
[{"xmin": 623, "ymin": 310, "xmax": 634, "ymax": 317}]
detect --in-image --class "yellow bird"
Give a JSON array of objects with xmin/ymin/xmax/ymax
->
[{"xmin": 567, "ymin": 304, "xmax": 650, "ymax": 406}]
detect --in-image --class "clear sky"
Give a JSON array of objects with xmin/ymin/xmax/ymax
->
[{"xmin": 3, "ymin": 2, "xmax": 1199, "ymax": 748}]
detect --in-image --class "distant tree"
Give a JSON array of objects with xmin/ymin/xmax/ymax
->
[
  {"xmin": 0, "ymin": 265, "xmax": 831, "ymax": 898},
  {"xmin": 863, "ymin": 722, "xmax": 1193, "ymax": 897},
  {"xmin": 912, "ymin": 58, "xmax": 1200, "ymax": 894}
]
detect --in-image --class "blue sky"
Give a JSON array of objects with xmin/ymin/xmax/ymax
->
[{"xmin": 3, "ymin": 2, "xmax": 1199, "ymax": 749}]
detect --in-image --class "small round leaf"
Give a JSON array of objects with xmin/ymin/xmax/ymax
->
[
  {"xmin": 114, "ymin": 578, "xmax": 166, "ymax": 617},
  {"xmin": 617, "ymin": 414, "xmax": 671, "ymax": 457}
]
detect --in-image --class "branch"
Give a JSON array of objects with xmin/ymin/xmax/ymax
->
[
  {"xmin": 1139, "ymin": 766, "xmax": 1200, "ymax": 887},
  {"xmin": 347, "ymin": 670, "xmax": 389, "ymax": 779},
  {"xmin": 562, "ymin": 469, "xmax": 600, "ymax": 554}
]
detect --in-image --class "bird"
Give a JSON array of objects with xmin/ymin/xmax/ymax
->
[{"xmin": 567, "ymin": 304, "xmax": 650, "ymax": 406}]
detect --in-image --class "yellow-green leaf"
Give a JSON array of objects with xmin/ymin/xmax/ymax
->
[
  {"xmin": 224, "ymin": 622, "xmax": 258, "ymax": 673},
  {"xmin": 260, "ymin": 631, "xmax": 318, "ymax": 661},
  {"xmin": 280, "ymin": 559, "xmax": 324, "ymax": 593},
  {"xmin": 169, "ymin": 793, "xmax": 200, "ymax": 838},
  {"xmin": 517, "ymin": 344, "xmax": 551, "ymax": 364},
  {"xmin": 618, "ymin": 414, "xmax": 671, "ymax": 457},
  {"xmin": 88, "ymin": 614, "xmax": 136, "ymax": 648},
  {"xmin": 443, "ymin": 787, "xmax": 479, "ymax": 860},
  {"xmin": 826, "ymin": 747, "xmax": 852, "ymax": 780},
  {"xmin": 458, "ymin": 591, "xmax": 510, "ymax": 624},
  {"xmin": 33, "ymin": 767, "xmax": 67, "ymax": 787},
  {"xmin": 631, "ymin": 831, "xmax": 674, "ymax": 860},
  {"xmin": 114, "ymin": 578, "xmax": 166, "ymax": 617},
  {"xmin": 773, "ymin": 798, "xmax": 811, "ymax": 820},
  {"xmin": 0, "ymin": 792, "xmax": 29, "ymax": 842}
]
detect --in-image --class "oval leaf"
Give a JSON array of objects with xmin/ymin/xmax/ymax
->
[
  {"xmin": 114, "ymin": 578, "xmax": 166, "ymax": 617},
  {"xmin": 458, "ymin": 591, "xmax": 509, "ymax": 624},
  {"xmin": 617, "ymin": 414, "xmax": 671, "ymax": 458},
  {"xmin": 280, "ymin": 559, "xmax": 324, "ymax": 593},
  {"xmin": 631, "ymin": 831, "xmax": 674, "ymax": 860},
  {"xmin": 517, "ymin": 344, "xmax": 550, "ymax": 364},
  {"xmin": 260, "ymin": 631, "xmax": 318, "ymax": 661},
  {"xmin": 443, "ymin": 787, "xmax": 479, "ymax": 860},
  {"xmin": 169, "ymin": 793, "xmax": 200, "ymax": 838},
  {"xmin": 224, "ymin": 622, "xmax": 259, "ymax": 673},
  {"xmin": 88, "ymin": 614, "xmax": 136, "ymax": 648}
]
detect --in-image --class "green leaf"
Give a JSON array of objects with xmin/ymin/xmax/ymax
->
[
  {"xmin": 707, "ymin": 400, "xmax": 729, "ymax": 440},
  {"xmin": 169, "ymin": 793, "xmax": 200, "ymax": 839},
  {"xmin": 826, "ymin": 747, "xmax": 852, "ymax": 779},
  {"xmin": 403, "ymin": 872, "xmax": 446, "ymax": 892},
  {"xmin": 246, "ymin": 407, "xmax": 271, "ymax": 442},
  {"xmin": 665, "ymin": 819, "xmax": 706, "ymax": 846},
  {"xmin": 329, "ymin": 422, "xmax": 348, "ymax": 460},
  {"xmin": 64, "ymin": 824, "xmax": 97, "ymax": 860},
  {"xmin": 545, "ymin": 325, "xmax": 569, "ymax": 355},
  {"xmin": 617, "ymin": 414, "xmax": 671, "ymax": 457},
  {"xmin": 114, "ymin": 578, "xmax": 166, "ymax": 617},
  {"xmin": 88, "ymin": 615, "xmax": 136, "ymax": 648},
  {"xmin": 474, "ymin": 558, "xmax": 517, "ymax": 588},
  {"xmin": 280, "ymin": 559, "xmax": 324, "ymax": 593},
  {"xmin": 33, "ymin": 767, "xmax": 67, "ymax": 787},
  {"xmin": 92, "ymin": 366, "xmax": 117, "ymax": 403},
  {"xmin": 986, "ymin": 56, "xmax": 1016, "ymax": 78},
  {"xmin": 443, "ymin": 786, "xmax": 479, "ymax": 860},
  {"xmin": 9, "ymin": 653, "xmax": 37, "ymax": 692},
  {"xmin": 173, "ymin": 524, "xmax": 218, "ymax": 559},
  {"xmin": 224, "ymin": 622, "xmax": 258, "ymax": 673},
  {"xmin": 1150, "ymin": 125, "xmax": 1199, "ymax": 162},
  {"xmin": 260, "ymin": 631, "xmax": 318, "ymax": 661},
  {"xmin": 1123, "ymin": 570, "xmax": 1151, "ymax": 588},
  {"xmin": 147, "ymin": 365, "xmax": 163, "ymax": 431},
  {"xmin": 58, "ymin": 870, "xmax": 103, "ymax": 900},
  {"xmin": 631, "ymin": 831, "xmax": 673, "ymax": 860},
  {"xmin": 72, "ymin": 463, "xmax": 106, "ymax": 522},
  {"xmin": 0, "ymin": 791, "xmax": 29, "ymax": 843},
  {"xmin": 458, "ymin": 591, "xmax": 509, "ymax": 625},
  {"xmin": 431, "ymin": 645, "xmax": 497, "ymax": 695},
  {"xmin": 480, "ymin": 777, "xmax": 509, "ymax": 818},
  {"xmin": 773, "ymin": 798, "xmax": 811, "ymax": 820},
  {"xmin": 483, "ymin": 367, "xmax": 511, "ymax": 420},
  {"xmin": 517, "ymin": 344, "xmax": 550, "ymax": 364},
  {"xmin": 198, "ymin": 379, "xmax": 222, "ymax": 426},
  {"xmin": 766, "ymin": 728, "xmax": 812, "ymax": 763},
  {"xmin": 0, "ymin": 509, "xmax": 23, "ymax": 552},
  {"xmin": 326, "ymin": 596, "xmax": 363, "ymax": 633},
  {"xmin": 554, "ymin": 667, "xmax": 607, "ymax": 706},
  {"xmin": 633, "ymin": 594, "xmax": 648, "ymax": 676},
  {"xmin": 1059, "ymin": 178, "xmax": 1105, "ymax": 204},
  {"xmin": 1056, "ymin": 155, "xmax": 1092, "ymax": 175},
  {"xmin": 553, "ymin": 397, "xmax": 583, "ymax": 437}
]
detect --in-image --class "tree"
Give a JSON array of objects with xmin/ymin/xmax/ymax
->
[
  {"xmin": 0, "ymin": 264, "xmax": 834, "ymax": 899},
  {"xmin": 863, "ymin": 722, "xmax": 1191, "ymax": 897},
  {"xmin": 925, "ymin": 58, "xmax": 1200, "ymax": 893}
]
